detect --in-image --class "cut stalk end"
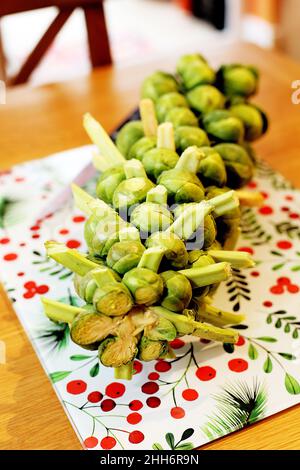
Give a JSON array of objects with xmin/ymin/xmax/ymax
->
[
  {"xmin": 157, "ymin": 122, "xmax": 175, "ymax": 151},
  {"xmin": 139, "ymin": 98, "xmax": 158, "ymax": 138}
]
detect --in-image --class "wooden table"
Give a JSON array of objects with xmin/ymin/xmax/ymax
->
[{"xmin": 1, "ymin": 43, "xmax": 300, "ymax": 450}]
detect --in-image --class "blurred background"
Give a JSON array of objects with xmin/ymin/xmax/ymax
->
[{"xmin": 0, "ymin": 0, "xmax": 298, "ymax": 86}]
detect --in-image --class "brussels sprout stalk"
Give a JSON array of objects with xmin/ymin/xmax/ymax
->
[
  {"xmin": 175, "ymin": 146, "xmax": 204, "ymax": 173},
  {"xmin": 71, "ymin": 183, "xmax": 114, "ymax": 216},
  {"xmin": 41, "ymin": 297, "xmax": 85, "ymax": 324},
  {"xmin": 139, "ymin": 98, "xmax": 158, "ymax": 138},
  {"xmin": 167, "ymin": 200, "xmax": 212, "ymax": 240},
  {"xmin": 114, "ymin": 363, "xmax": 134, "ymax": 380},
  {"xmin": 179, "ymin": 262, "xmax": 232, "ymax": 288},
  {"xmin": 137, "ymin": 246, "xmax": 166, "ymax": 272},
  {"xmin": 124, "ymin": 159, "xmax": 148, "ymax": 179},
  {"xmin": 157, "ymin": 122, "xmax": 176, "ymax": 151},
  {"xmin": 235, "ymin": 190, "xmax": 264, "ymax": 207},
  {"xmin": 208, "ymin": 249, "xmax": 255, "ymax": 268},
  {"xmin": 45, "ymin": 241, "xmax": 98, "ymax": 277},
  {"xmin": 146, "ymin": 185, "xmax": 168, "ymax": 205},
  {"xmin": 197, "ymin": 302, "xmax": 245, "ymax": 327}
]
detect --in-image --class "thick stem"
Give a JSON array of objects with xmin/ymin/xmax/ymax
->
[
  {"xmin": 139, "ymin": 98, "xmax": 158, "ymax": 138},
  {"xmin": 175, "ymin": 146, "xmax": 203, "ymax": 173},
  {"xmin": 167, "ymin": 200, "xmax": 212, "ymax": 240},
  {"xmin": 92, "ymin": 153, "xmax": 116, "ymax": 172},
  {"xmin": 71, "ymin": 183, "xmax": 114, "ymax": 217},
  {"xmin": 157, "ymin": 122, "xmax": 175, "ymax": 151},
  {"xmin": 235, "ymin": 190, "xmax": 264, "ymax": 207},
  {"xmin": 114, "ymin": 363, "xmax": 134, "ymax": 380},
  {"xmin": 45, "ymin": 241, "xmax": 98, "ymax": 276},
  {"xmin": 208, "ymin": 249, "xmax": 255, "ymax": 268},
  {"xmin": 198, "ymin": 303, "xmax": 245, "ymax": 327},
  {"xmin": 138, "ymin": 247, "xmax": 166, "ymax": 272},
  {"xmin": 41, "ymin": 298, "xmax": 85, "ymax": 324},
  {"xmin": 146, "ymin": 185, "xmax": 168, "ymax": 205},
  {"xmin": 83, "ymin": 113, "xmax": 125, "ymax": 166},
  {"xmin": 118, "ymin": 226, "xmax": 140, "ymax": 242},
  {"xmin": 208, "ymin": 190, "xmax": 239, "ymax": 217},
  {"xmin": 92, "ymin": 267, "xmax": 118, "ymax": 287},
  {"xmin": 179, "ymin": 262, "xmax": 232, "ymax": 288},
  {"xmin": 124, "ymin": 159, "xmax": 147, "ymax": 179}
]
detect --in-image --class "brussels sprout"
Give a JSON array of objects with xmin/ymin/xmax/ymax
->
[
  {"xmin": 176, "ymin": 54, "xmax": 215, "ymax": 90},
  {"xmin": 128, "ymin": 136, "xmax": 156, "ymax": 161},
  {"xmin": 160, "ymin": 270, "xmax": 192, "ymax": 312},
  {"xmin": 203, "ymin": 110, "xmax": 244, "ymax": 143},
  {"xmin": 116, "ymin": 121, "xmax": 144, "ymax": 158},
  {"xmin": 172, "ymin": 203, "xmax": 216, "ymax": 249},
  {"xmin": 142, "ymin": 147, "xmax": 179, "ymax": 180},
  {"xmin": 106, "ymin": 240, "xmax": 145, "ymax": 275},
  {"xmin": 92, "ymin": 268, "xmax": 133, "ymax": 316},
  {"xmin": 217, "ymin": 64, "xmax": 259, "ymax": 97},
  {"xmin": 112, "ymin": 160, "xmax": 155, "ymax": 211},
  {"xmin": 71, "ymin": 309, "xmax": 118, "ymax": 350},
  {"xmin": 99, "ymin": 336, "xmax": 138, "ymax": 368},
  {"xmin": 141, "ymin": 71, "xmax": 179, "ymax": 102},
  {"xmin": 156, "ymin": 92, "xmax": 189, "ymax": 122},
  {"xmin": 146, "ymin": 232, "xmax": 188, "ymax": 269},
  {"xmin": 145, "ymin": 317, "xmax": 177, "ymax": 341},
  {"xmin": 138, "ymin": 336, "xmax": 168, "ymax": 361},
  {"xmin": 230, "ymin": 102, "xmax": 268, "ymax": 141},
  {"xmin": 165, "ymin": 107, "xmax": 198, "ymax": 128},
  {"xmin": 174, "ymin": 126, "xmax": 209, "ymax": 153},
  {"xmin": 158, "ymin": 146, "xmax": 205, "ymax": 203},
  {"xmin": 213, "ymin": 143, "xmax": 254, "ymax": 188},
  {"xmin": 96, "ymin": 166, "xmax": 125, "ymax": 204},
  {"xmin": 130, "ymin": 185, "xmax": 173, "ymax": 233},
  {"xmin": 186, "ymin": 85, "xmax": 225, "ymax": 115},
  {"xmin": 197, "ymin": 146, "xmax": 227, "ymax": 187}
]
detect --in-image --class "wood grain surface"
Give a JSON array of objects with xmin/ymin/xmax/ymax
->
[{"xmin": 0, "ymin": 43, "xmax": 300, "ymax": 450}]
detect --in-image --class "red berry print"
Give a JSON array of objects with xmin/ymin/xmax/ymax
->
[
  {"xmin": 196, "ymin": 365, "xmax": 216, "ymax": 381},
  {"xmin": 285, "ymin": 195, "xmax": 293, "ymax": 201},
  {"xmin": 250, "ymin": 271, "xmax": 260, "ymax": 277},
  {"xmin": 260, "ymin": 191, "xmax": 268, "ymax": 199},
  {"xmin": 59, "ymin": 229, "xmax": 69, "ymax": 235},
  {"xmin": 263, "ymin": 301, "xmax": 273, "ymax": 307},
  {"xmin": 23, "ymin": 291, "xmax": 35, "ymax": 299},
  {"xmin": 228, "ymin": 358, "xmax": 248, "ymax": 372},
  {"xmin": 170, "ymin": 406, "xmax": 185, "ymax": 419},
  {"xmin": 128, "ymin": 431, "xmax": 144, "ymax": 444},
  {"xmin": 105, "ymin": 382, "xmax": 125, "ymax": 399},
  {"xmin": 127, "ymin": 412, "xmax": 142, "ymax": 425},
  {"xmin": 270, "ymin": 285, "xmax": 284, "ymax": 294},
  {"xmin": 30, "ymin": 225, "xmax": 40, "ymax": 231},
  {"xmin": 66, "ymin": 239, "xmax": 81, "ymax": 249},
  {"xmin": 141, "ymin": 381, "xmax": 159, "ymax": 395},
  {"xmin": 236, "ymin": 336, "xmax": 245, "ymax": 346},
  {"xmin": 155, "ymin": 360, "xmax": 171, "ymax": 372},
  {"xmin": 3, "ymin": 253, "xmax": 18, "ymax": 261},
  {"xmin": 238, "ymin": 246, "xmax": 254, "ymax": 255},
  {"xmin": 66, "ymin": 380, "xmax": 87, "ymax": 395},
  {"xmin": 259, "ymin": 205, "xmax": 273, "ymax": 215},
  {"xmin": 19, "ymin": 242, "xmax": 26, "ymax": 247},
  {"xmin": 88, "ymin": 391, "xmax": 103, "ymax": 403},
  {"xmin": 277, "ymin": 240, "xmax": 292, "ymax": 250},
  {"xmin": 32, "ymin": 234, "xmax": 40, "ymax": 239},
  {"xmin": 129, "ymin": 400, "xmax": 143, "ymax": 411},
  {"xmin": 45, "ymin": 212, "xmax": 53, "ymax": 219},
  {"xmin": 146, "ymin": 396, "xmax": 161, "ymax": 408},
  {"xmin": 100, "ymin": 436, "xmax": 116, "ymax": 450},
  {"xmin": 23, "ymin": 281, "xmax": 49, "ymax": 298},
  {"xmin": 182, "ymin": 388, "xmax": 198, "ymax": 401},
  {"xmin": 277, "ymin": 277, "xmax": 291, "ymax": 286},
  {"xmin": 24, "ymin": 281, "xmax": 36, "ymax": 289},
  {"xmin": 0, "ymin": 237, "xmax": 10, "ymax": 244},
  {"xmin": 289, "ymin": 213, "xmax": 299, "ymax": 219},
  {"xmin": 73, "ymin": 216, "xmax": 85, "ymax": 223},
  {"xmin": 133, "ymin": 360, "xmax": 143, "ymax": 374},
  {"xmin": 36, "ymin": 285, "xmax": 49, "ymax": 294},
  {"xmin": 17, "ymin": 272, "xmax": 25, "ymax": 277},
  {"xmin": 287, "ymin": 284, "xmax": 299, "ymax": 294},
  {"xmin": 15, "ymin": 177, "xmax": 25, "ymax": 182},
  {"xmin": 281, "ymin": 206, "xmax": 289, "ymax": 212},
  {"xmin": 84, "ymin": 436, "xmax": 98, "ymax": 449},
  {"xmin": 247, "ymin": 181, "xmax": 257, "ymax": 188},
  {"xmin": 148, "ymin": 372, "xmax": 159, "ymax": 380},
  {"xmin": 169, "ymin": 338, "xmax": 185, "ymax": 349},
  {"xmin": 100, "ymin": 399, "xmax": 116, "ymax": 412}
]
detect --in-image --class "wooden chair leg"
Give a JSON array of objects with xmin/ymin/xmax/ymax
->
[
  {"xmin": 10, "ymin": 7, "xmax": 74, "ymax": 85},
  {"xmin": 0, "ymin": 23, "xmax": 6, "ymax": 83},
  {"xmin": 84, "ymin": 3, "xmax": 112, "ymax": 68}
]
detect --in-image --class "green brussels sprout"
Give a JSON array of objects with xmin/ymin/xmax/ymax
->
[
  {"xmin": 158, "ymin": 169, "xmax": 205, "ymax": 203},
  {"xmin": 91, "ymin": 268, "xmax": 133, "ymax": 316},
  {"xmin": 116, "ymin": 121, "xmax": 144, "ymax": 157},
  {"xmin": 137, "ymin": 336, "xmax": 168, "ymax": 361},
  {"xmin": 141, "ymin": 71, "xmax": 179, "ymax": 102},
  {"xmin": 217, "ymin": 64, "xmax": 259, "ymax": 97},
  {"xmin": 113, "ymin": 177, "xmax": 155, "ymax": 211},
  {"xmin": 164, "ymin": 107, "xmax": 198, "ymax": 128},
  {"xmin": 130, "ymin": 203, "xmax": 173, "ymax": 234},
  {"xmin": 203, "ymin": 110, "xmax": 244, "ymax": 143},
  {"xmin": 128, "ymin": 136, "xmax": 156, "ymax": 161},
  {"xmin": 214, "ymin": 143, "xmax": 254, "ymax": 188},
  {"xmin": 122, "ymin": 267, "xmax": 164, "ymax": 305},
  {"xmin": 145, "ymin": 317, "xmax": 177, "ymax": 341},
  {"xmin": 197, "ymin": 146, "xmax": 227, "ymax": 187},
  {"xmin": 186, "ymin": 85, "xmax": 225, "ymax": 115},
  {"xmin": 176, "ymin": 54, "xmax": 215, "ymax": 90},
  {"xmin": 142, "ymin": 147, "xmax": 179, "ymax": 180},
  {"xmin": 71, "ymin": 308, "xmax": 118, "ymax": 350},
  {"xmin": 229, "ymin": 102, "xmax": 268, "ymax": 141},
  {"xmin": 174, "ymin": 126, "xmax": 209, "ymax": 153},
  {"xmin": 160, "ymin": 270, "xmax": 192, "ymax": 312},
  {"xmin": 96, "ymin": 166, "xmax": 125, "ymax": 204},
  {"xmin": 73, "ymin": 267, "xmax": 120, "ymax": 303},
  {"xmin": 156, "ymin": 92, "xmax": 189, "ymax": 122},
  {"xmin": 146, "ymin": 232, "xmax": 188, "ymax": 269},
  {"xmin": 99, "ymin": 336, "xmax": 138, "ymax": 368},
  {"xmin": 106, "ymin": 240, "xmax": 145, "ymax": 275}
]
